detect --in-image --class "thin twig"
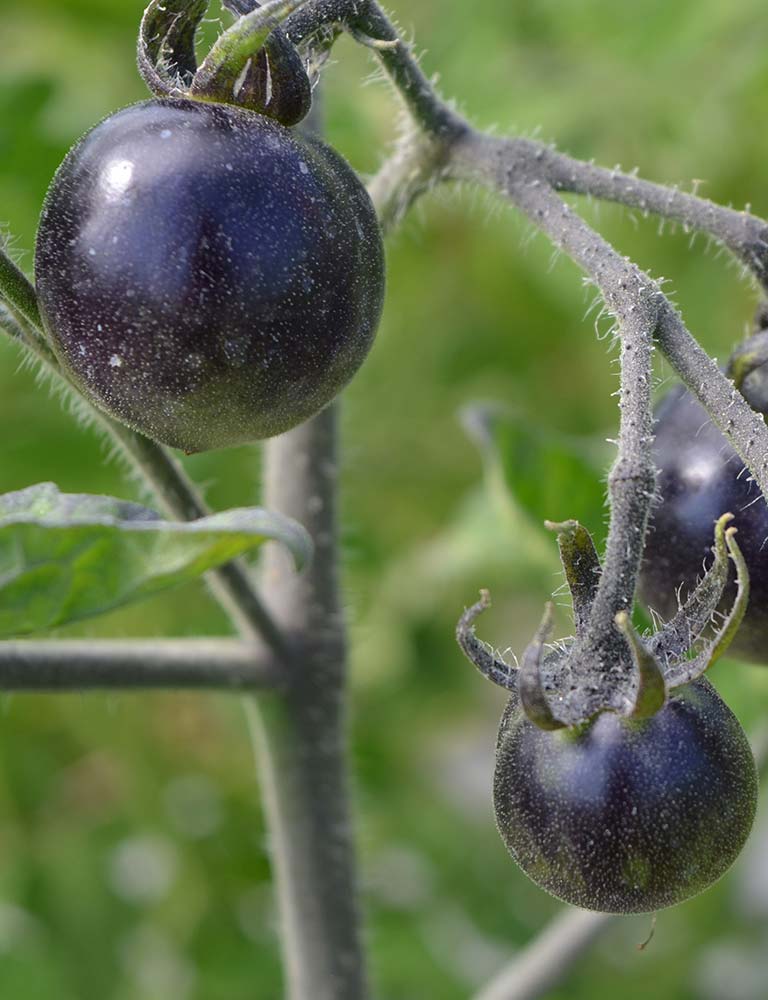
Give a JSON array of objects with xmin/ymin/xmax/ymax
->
[
  {"xmin": 541, "ymin": 147, "xmax": 768, "ymax": 285},
  {"xmin": 0, "ymin": 247, "xmax": 43, "ymax": 330},
  {"xmin": 474, "ymin": 909, "xmax": 613, "ymax": 1000},
  {"xmin": 507, "ymin": 181, "xmax": 657, "ymax": 648},
  {"xmin": 103, "ymin": 419, "xmax": 292, "ymax": 658},
  {"xmin": 0, "ymin": 639, "xmax": 280, "ymax": 691},
  {"xmin": 653, "ymin": 301, "xmax": 768, "ymax": 497},
  {"xmin": 370, "ymin": 117, "xmax": 768, "ymax": 515},
  {"xmin": 442, "ymin": 138, "xmax": 768, "ymax": 286},
  {"xmin": 285, "ymin": 0, "xmax": 465, "ymax": 138}
]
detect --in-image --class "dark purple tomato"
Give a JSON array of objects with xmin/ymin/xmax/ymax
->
[
  {"xmin": 494, "ymin": 677, "xmax": 756, "ymax": 913},
  {"xmin": 638, "ymin": 385, "xmax": 768, "ymax": 662},
  {"xmin": 35, "ymin": 99, "xmax": 385, "ymax": 452}
]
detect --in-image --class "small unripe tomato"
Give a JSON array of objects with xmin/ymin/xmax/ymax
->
[
  {"xmin": 35, "ymin": 99, "xmax": 385, "ymax": 452},
  {"xmin": 638, "ymin": 385, "xmax": 768, "ymax": 663},
  {"xmin": 494, "ymin": 678, "xmax": 757, "ymax": 913}
]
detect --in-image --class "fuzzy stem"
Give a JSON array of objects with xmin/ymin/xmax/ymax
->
[
  {"xmin": 0, "ymin": 248, "xmax": 43, "ymax": 331},
  {"xmin": 447, "ymin": 130, "xmax": 768, "ymax": 500},
  {"xmin": 475, "ymin": 168, "xmax": 658, "ymax": 652},
  {"xmin": 448, "ymin": 133, "xmax": 768, "ymax": 631},
  {"xmin": 246, "ymin": 405, "xmax": 368, "ymax": 1000},
  {"xmin": 0, "ymin": 639, "xmax": 280, "ymax": 691},
  {"xmin": 285, "ymin": 0, "xmax": 465, "ymax": 138},
  {"xmin": 103, "ymin": 419, "xmax": 291, "ymax": 658},
  {"xmin": 367, "ymin": 129, "xmax": 449, "ymax": 234},
  {"xmin": 439, "ymin": 133, "xmax": 768, "ymax": 285},
  {"xmin": 539, "ymin": 145, "xmax": 768, "ymax": 285},
  {"xmin": 654, "ymin": 302, "xmax": 768, "ymax": 496}
]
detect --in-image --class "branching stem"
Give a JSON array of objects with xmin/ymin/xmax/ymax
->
[
  {"xmin": 490, "ymin": 140, "xmax": 768, "ymax": 286},
  {"xmin": 0, "ymin": 639, "xmax": 280, "ymax": 691},
  {"xmin": 501, "ymin": 180, "xmax": 658, "ymax": 646},
  {"xmin": 102, "ymin": 419, "xmax": 291, "ymax": 658},
  {"xmin": 446, "ymin": 131, "xmax": 768, "ymax": 641}
]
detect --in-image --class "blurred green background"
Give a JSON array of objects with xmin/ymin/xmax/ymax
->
[{"xmin": 3, "ymin": 1, "xmax": 768, "ymax": 997}]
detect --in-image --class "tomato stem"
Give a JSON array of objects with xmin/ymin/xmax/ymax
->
[
  {"xmin": 0, "ymin": 639, "xmax": 281, "ymax": 691},
  {"xmin": 0, "ymin": 245, "xmax": 44, "ymax": 333},
  {"xmin": 251, "ymin": 404, "xmax": 371, "ymax": 1000}
]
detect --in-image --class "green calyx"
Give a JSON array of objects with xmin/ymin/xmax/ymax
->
[
  {"xmin": 138, "ymin": 0, "xmax": 312, "ymax": 126},
  {"xmin": 457, "ymin": 512, "xmax": 750, "ymax": 732}
]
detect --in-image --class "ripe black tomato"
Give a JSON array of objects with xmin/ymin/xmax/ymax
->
[
  {"xmin": 35, "ymin": 99, "xmax": 385, "ymax": 452},
  {"xmin": 639, "ymin": 385, "xmax": 768, "ymax": 663},
  {"xmin": 493, "ymin": 677, "xmax": 757, "ymax": 913}
]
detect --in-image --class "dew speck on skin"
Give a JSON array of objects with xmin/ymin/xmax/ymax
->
[
  {"xmin": 160, "ymin": 129, "xmax": 172, "ymax": 139},
  {"xmin": 299, "ymin": 161, "xmax": 309, "ymax": 175},
  {"xmin": 110, "ymin": 355, "xmax": 123, "ymax": 368}
]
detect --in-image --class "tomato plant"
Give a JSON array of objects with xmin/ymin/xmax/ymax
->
[{"xmin": 2, "ymin": 0, "xmax": 768, "ymax": 997}]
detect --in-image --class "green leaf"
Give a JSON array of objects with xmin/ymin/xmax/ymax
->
[
  {"xmin": 0, "ymin": 483, "xmax": 311, "ymax": 636},
  {"xmin": 461, "ymin": 403, "xmax": 609, "ymax": 533}
]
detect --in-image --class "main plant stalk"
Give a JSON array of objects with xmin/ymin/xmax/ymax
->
[{"xmin": 248, "ymin": 405, "xmax": 368, "ymax": 1000}]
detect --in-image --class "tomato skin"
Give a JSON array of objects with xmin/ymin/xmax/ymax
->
[
  {"xmin": 638, "ymin": 385, "xmax": 768, "ymax": 663},
  {"xmin": 35, "ymin": 99, "xmax": 385, "ymax": 452},
  {"xmin": 493, "ymin": 677, "xmax": 756, "ymax": 913}
]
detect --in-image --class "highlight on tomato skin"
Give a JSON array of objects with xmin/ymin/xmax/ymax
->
[
  {"xmin": 639, "ymin": 383, "xmax": 768, "ymax": 664},
  {"xmin": 34, "ymin": 98, "xmax": 386, "ymax": 454},
  {"xmin": 493, "ymin": 677, "xmax": 757, "ymax": 914}
]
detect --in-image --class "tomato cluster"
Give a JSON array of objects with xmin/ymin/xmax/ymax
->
[
  {"xmin": 458, "ymin": 440, "xmax": 758, "ymax": 913},
  {"xmin": 29, "ymin": 0, "xmax": 765, "ymax": 923}
]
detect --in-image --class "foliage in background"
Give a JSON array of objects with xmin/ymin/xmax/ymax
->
[{"xmin": 1, "ymin": 0, "xmax": 768, "ymax": 997}]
